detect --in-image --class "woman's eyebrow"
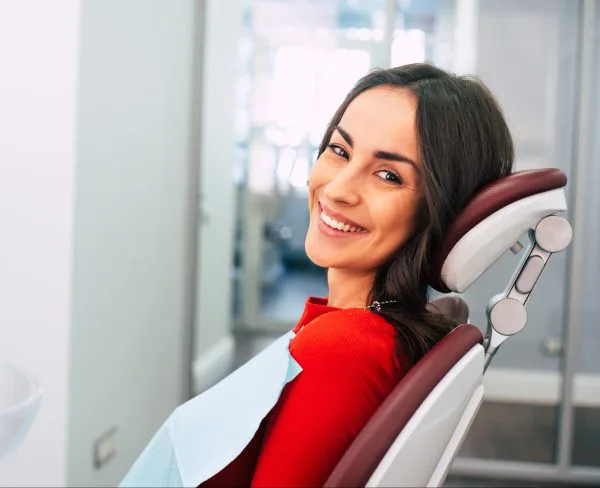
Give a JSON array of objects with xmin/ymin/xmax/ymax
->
[
  {"xmin": 374, "ymin": 150, "xmax": 419, "ymax": 172},
  {"xmin": 334, "ymin": 125, "xmax": 419, "ymax": 172},
  {"xmin": 334, "ymin": 125, "xmax": 353, "ymax": 147}
]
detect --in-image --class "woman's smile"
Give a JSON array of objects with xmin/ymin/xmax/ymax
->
[{"xmin": 317, "ymin": 202, "xmax": 369, "ymax": 237}]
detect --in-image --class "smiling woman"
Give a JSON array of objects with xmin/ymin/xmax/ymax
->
[
  {"xmin": 122, "ymin": 63, "xmax": 515, "ymax": 488},
  {"xmin": 199, "ymin": 64, "xmax": 514, "ymax": 487},
  {"xmin": 306, "ymin": 87, "xmax": 422, "ymax": 284}
]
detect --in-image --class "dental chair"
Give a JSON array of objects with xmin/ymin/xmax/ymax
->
[{"xmin": 325, "ymin": 168, "xmax": 572, "ymax": 488}]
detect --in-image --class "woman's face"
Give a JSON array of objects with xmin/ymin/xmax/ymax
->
[{"xmin": 305, "ymin": 86, "xmax": 423, "ymax": 273}]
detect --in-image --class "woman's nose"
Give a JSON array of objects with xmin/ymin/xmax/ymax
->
[{"xmin": 322, "ymin": 167, "xmax": 362, "ymax": 206}]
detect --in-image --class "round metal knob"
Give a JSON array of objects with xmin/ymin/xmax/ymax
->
[
  {"xmin": 489, "ymin": 297, "xmax": 528, "ymax": 336},
  {"xmin": 535, "ymin": 215, "xmax": 572, "ymax": 253}
]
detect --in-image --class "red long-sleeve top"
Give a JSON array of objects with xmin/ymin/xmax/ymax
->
[{"xmin": 201, "ymin": 297, "xmax": 406, "ymax": 487}]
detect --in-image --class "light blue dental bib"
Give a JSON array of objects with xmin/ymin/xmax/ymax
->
[{"xmin": 120, "ymin": 330, "xmax": 302, "ymax": 487}]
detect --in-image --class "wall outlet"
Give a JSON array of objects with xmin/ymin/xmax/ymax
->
[{"xmin": 94, "ymin": 427, "xmax": 117, "ymax": 469}]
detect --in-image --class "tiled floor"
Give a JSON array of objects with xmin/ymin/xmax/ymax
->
[
  {"xmin": 461, "ymin": 402, "xmax": 600, "ymax": 468},
  {"xmin": 443, "ymin": 476, "xmax": 574, "ymax": 487}
]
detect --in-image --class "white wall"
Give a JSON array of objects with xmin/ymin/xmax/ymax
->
[
  {"xmin": 192, "ymin": 0, "xmax": 243, "ymax": 392},
  {"xmin": 68, "ymin": 0, "xmax": 198, "ymax": 485},
  {"xmin": 0, "ymin": 0, "xmax": 199, "ymax": 486},
  {"xmin": 0, "ymin": 1, "xmax": 81, "ymax": 485}
]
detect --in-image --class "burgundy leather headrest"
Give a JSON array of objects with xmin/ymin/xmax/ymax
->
[{"xmin": 430, "ymin": 168, "xmax": 567, "ymax": 293}]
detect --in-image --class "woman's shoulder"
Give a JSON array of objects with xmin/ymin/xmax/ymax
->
[
  {"xmin": 292, "ymin": 308, "xmax": 397, "ymax": 360},
  {"xmin": 289, "ymin": 307, "xmax": 403, "ymax": 382}
]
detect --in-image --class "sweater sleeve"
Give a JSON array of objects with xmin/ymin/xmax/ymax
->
[{"xmin": 250, "ymin": 310, "xmax": 402, "ymax": 487}]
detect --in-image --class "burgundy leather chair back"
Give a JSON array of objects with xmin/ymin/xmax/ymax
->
[{"xmin": 324, "ymin": 324, "xmax": 482, "ymax": 488}]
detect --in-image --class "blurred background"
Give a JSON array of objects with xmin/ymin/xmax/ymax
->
[{"xmin": 0, "ymin": 0, "xmax": 598, "ymax": 486}]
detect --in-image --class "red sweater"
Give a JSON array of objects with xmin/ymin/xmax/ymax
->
[{"xmin": 201, "ymin": 297, "xmax": 406, "ymax": 487}]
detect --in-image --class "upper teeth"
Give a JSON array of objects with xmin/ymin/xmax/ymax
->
[{"xmin": 320, "ymin": 210, "xmax": 366, "ymax": 233}]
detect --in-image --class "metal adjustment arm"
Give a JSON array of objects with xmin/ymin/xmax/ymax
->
[{"xmin": 483, "ymin": 214, "xmax": 573, "ymax": 371}]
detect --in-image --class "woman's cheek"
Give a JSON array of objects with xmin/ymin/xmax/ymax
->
[{"xmin": 307, "ymin": 159, "xmax": 327, "ymax": 211}]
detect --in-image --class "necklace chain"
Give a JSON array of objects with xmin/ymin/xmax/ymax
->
[{"xmin": 365, "ymin": 300, "xmax": 399, "ymax": 312}]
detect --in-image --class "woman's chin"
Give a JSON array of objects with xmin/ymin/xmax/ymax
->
[
  {"xmin": 304, "ymin": 245, "xmax": 329, "ymax": 268},
  {"xmin": 305, "ymin": 239, "xmax": 351, "ymax": 269},
  {"xmin": 305, "ymin": 224, "xmax": 365, "ymax": 269},
  {"xmin": 305, "ymin": 235, "xmax": 333, "ymax": 269},
  {"xmin": 306, "ymin": 254, "xmax": 331, "ymax": 269}
]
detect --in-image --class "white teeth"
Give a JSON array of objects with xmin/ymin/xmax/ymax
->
[{"xmin": 320, "ymin": 210, "xmax": 365, "ymax": 233}]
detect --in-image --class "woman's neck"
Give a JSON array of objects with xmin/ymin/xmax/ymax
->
[{"xmin": 326, "ymin": 268, "xmax": 374, "ymax": 309}]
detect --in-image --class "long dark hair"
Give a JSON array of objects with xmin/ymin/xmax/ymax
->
[{"xmin": 318, "ymin": 64, "xmax": 514, "ymax": 368}]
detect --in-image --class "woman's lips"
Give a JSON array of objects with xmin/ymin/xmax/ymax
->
[
  {"xmin": 319, "ymin": 202, "xmax": 366, "ymax": 230},
  {"xmin": 317, "ymin": 203, "xmax": 368, "ymax": 237}
]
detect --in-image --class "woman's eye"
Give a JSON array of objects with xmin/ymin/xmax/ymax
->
[
  {"xmin": 375, "ymin": 170, "xmax": 403, "ymax": 185},
  {"xmin": 328, "ymin": 144, "xmax": 349, "ymax": 159}
]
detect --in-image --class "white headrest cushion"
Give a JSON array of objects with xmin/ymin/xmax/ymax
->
[{"xmin": 441, "ymin": 188, "xmax": 567, "ymax": 293}]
